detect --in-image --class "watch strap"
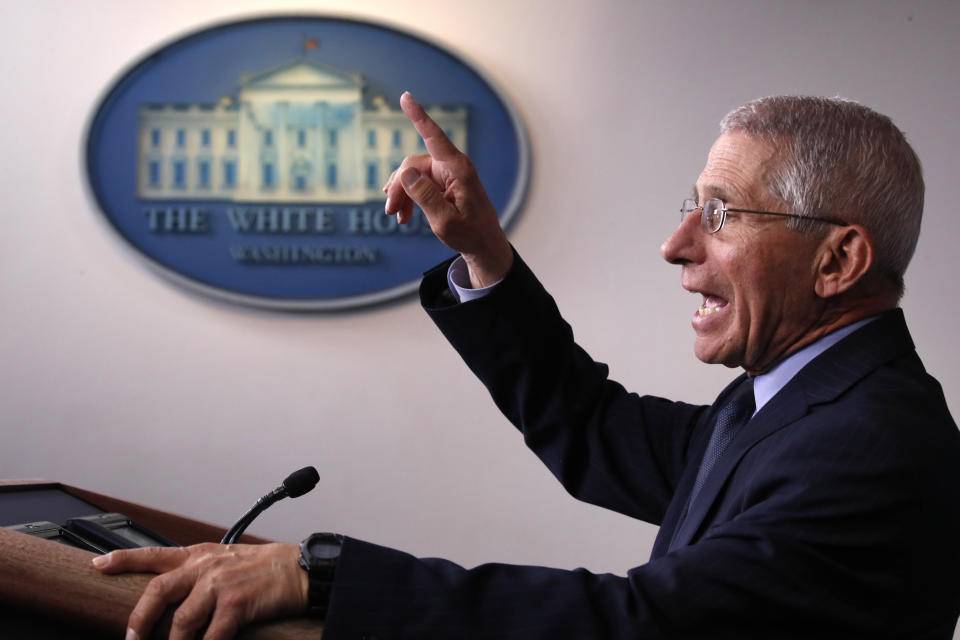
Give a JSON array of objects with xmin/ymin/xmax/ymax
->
[{"xmin": 299, "ymin": 533, "xmax": 343, "ymax": 620}]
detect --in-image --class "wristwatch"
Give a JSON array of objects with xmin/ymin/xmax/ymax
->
[{"xmin": 298, "ymin": 532, "xmax": 344, "ymax": 619}]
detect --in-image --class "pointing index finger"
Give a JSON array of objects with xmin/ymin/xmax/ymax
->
[{"xmin": 400, "ymin": 91, "xmax": 459, "ymax": 160}]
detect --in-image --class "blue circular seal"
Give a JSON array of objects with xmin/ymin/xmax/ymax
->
[{"xmin": 85, "ymin": 15, "xmax": 529, "ymax": 310}]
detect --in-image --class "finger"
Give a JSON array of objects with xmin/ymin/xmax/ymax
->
[
  {"xmin": 168, "ymin": 576, "xmax": 218, "ymax": 640},
  {"xmin": 383, "ymin": 165, "xmax": 400, "ymax": 194},
  {"xmin": 382, "ymin": 165, "xmax": 401, "ymax": 194},
  {"xmin": 399, "ymin": 166, "xmax": 454, "ymax": 226},
  {"xmin": 202, "ymin": 603, "xmax": 243, "ymax": 640},
  {"xmin": 385, "ymin": 154, "xmax": 431, "ymax": 217},
  {"xmin": 93, "ymin": 546, "xmax": 189, "ymax": 574},
  {"xmin": 400, "ymin": 92, "xmax": 460, "ymax": 160},
  {"xmin": 395, "ymin": 165, "xmax": 419, "ymax": 224},
  {"xmin": 128, "ymin": 566, "xmax": 197, "ymax": 640},
  {"xmin": 384, "ymin": 167, "xmax": 408, "ymax": 216},
  {"xmin": 397, "ymin": 197, "xmax": 415, "ymax": 225}
]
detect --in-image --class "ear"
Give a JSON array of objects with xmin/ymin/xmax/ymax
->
[{"xmin": 814, "ymin": 224, "xmax": 874, "ymax": 299}]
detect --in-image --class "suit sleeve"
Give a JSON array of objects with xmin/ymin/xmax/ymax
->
[{"xmin": 418, "ymin": 250, "xmax": 708, "ymax": 525}]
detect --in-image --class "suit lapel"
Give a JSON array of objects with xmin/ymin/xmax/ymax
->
[
  {"xmin": 664, "ymin": 309, "xmax": 915, "ymax": 551},
  {"xmin": 667, "ymin": 388, "xmax": 809, "ymax": 550}
]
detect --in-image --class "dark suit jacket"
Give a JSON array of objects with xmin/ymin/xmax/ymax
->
[{"xmin": 323, "ymin": 253, "xmax": 960, "ymax": 639}]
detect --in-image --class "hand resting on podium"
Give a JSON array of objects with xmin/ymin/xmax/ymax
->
[{"xmin": 93, "ymin": 542, "xmax": 307, "ymax": 640}]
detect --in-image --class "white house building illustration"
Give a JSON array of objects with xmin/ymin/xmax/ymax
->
[{"xmin": 137, "ymin": 59, "xmax": 468, "ymax": 203}]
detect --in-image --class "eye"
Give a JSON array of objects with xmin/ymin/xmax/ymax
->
[{"xmin": 702, "ymin": 199, "xmax": 725, "ymax": 232}]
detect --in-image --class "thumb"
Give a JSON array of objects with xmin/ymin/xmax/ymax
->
[{"xmin": 400, "ymin": 167, "xmax": 452, "ymax": 221}]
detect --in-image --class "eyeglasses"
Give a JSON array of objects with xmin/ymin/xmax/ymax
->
[{"xmin": 680, "ymin": 198, "xmax": 847, "ymax": 234}]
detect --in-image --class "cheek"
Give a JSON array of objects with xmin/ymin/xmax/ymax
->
[
  {"xmin": 728, "ymin": 262, "xmax": 789, "ymax": 324},
  {"xmin": 738, "ymin": 262, "xmax": 816, "ymax": 328},
  {"xmin": 746, "ymin": 273, "xmax": 786, "ymax": 307}
]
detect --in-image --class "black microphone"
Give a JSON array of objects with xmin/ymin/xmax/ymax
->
[{"xmin": 221, "ymin": 466, "xmax": 319, "ymax": 544}]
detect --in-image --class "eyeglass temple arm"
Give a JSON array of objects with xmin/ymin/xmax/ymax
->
[{"xmin": 725, "ymin": 206, "xmax": 846, "ymax": 227}]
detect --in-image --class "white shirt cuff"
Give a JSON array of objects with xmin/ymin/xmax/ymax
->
[{"xmin": 446, "ymin": 256, "xmax": 503, "ymax": 303}]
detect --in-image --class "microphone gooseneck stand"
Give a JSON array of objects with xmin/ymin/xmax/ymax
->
[{"xmin": 221, "ymin": 466, "xmax": 320, "ymax": 545}]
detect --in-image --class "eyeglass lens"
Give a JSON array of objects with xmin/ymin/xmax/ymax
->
[
  {"xmin": 702, "ymin": 199, "xmax": 723, "ymax": 233},
  {"xmin": 680, "ymin": 198, "xmax": 724, "ymax": 234}
]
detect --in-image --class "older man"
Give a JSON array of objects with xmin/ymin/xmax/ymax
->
[{"xmin": 97, "ymin": 95, "xmax": 960, "ymax": 639}]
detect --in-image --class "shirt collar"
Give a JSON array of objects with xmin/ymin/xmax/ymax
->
[{"xmin": 751, "ymin": 316, "xmax": 878, "ymax": 414}]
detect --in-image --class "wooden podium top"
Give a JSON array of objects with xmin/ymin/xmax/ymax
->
[{"xmin": 0, "ymin": 480, "xmax": 324, "ymax": 638}]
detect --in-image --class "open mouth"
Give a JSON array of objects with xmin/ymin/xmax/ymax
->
[{"xmin": 698, "ymin": 294, "xmax": 728, "ymax": 317}]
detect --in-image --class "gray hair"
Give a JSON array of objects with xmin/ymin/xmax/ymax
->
[{"xmin": 720, "ymin": 96, "xmax": 923, "ymax": 299}]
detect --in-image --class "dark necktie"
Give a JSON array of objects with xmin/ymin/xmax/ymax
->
[
  {"xmin": 688, "ymin": 378, "xmax": 755, "ymax": 505},
  {"xmin": 669, "ymin": 378, "xmax": 755, "ymax": 549}
]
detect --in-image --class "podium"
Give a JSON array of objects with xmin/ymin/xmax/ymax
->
[{"xmin": 0, "ymin": 479, "xmax": 324, "ymax": 638}]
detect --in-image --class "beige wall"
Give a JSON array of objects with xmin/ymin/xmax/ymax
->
[{"xmin": 2, "ymin": 2, "xmax": 957, "ymax": 622}]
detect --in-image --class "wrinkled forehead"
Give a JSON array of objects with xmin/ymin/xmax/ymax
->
[{"xmin": 694, "ymin": 131, "xmax": 780, "ymax": 206}]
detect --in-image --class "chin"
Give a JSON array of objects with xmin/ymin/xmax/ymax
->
[
  {"xmin": 693, "ymin": 344, "xmax": 722, "ymax": 366},
  {"xmin": 693, "ymin": 340, "xmax": 744, "ymax": 370}
]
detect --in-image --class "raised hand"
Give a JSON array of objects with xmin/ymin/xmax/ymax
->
[
  {"xmin": 384, "ymin": 92, "xmax": 513, "ymax": 288},
  {"xmin": 92, "ymin": 542, "xmax": 306, "ymax": 640}
]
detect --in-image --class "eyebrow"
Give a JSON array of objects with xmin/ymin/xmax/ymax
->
[{"xmin": 694, "ymin": 183, "xmax": 735, "ymax": 204}]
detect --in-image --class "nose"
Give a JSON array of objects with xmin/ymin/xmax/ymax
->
[{"xmin": 661, "ymin": 208, "xmax": 704, "ymax": 265}]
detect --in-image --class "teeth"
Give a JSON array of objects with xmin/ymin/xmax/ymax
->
[{"xmin": 698, "ymin": 296, "xmax": 724, "ymax": 316}]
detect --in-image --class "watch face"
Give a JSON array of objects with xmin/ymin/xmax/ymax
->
[{"xmin": 308, "ymin": 534, "xmax": 342, "ymax": 561}]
